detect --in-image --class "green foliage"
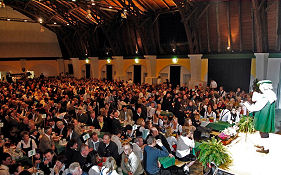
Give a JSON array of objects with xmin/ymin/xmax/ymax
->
[
  {"xmin": 198, "ymin": 137, "xmax": 232, "ymax": 168},
  {"xmin": 238, "ymin": 115, "xmax": 255, "ymax": 133}
]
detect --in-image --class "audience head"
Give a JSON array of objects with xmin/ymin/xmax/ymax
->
[
  {"xmin": 1, "ymin": 153, "xmax": 12, "ymax": 166},
  {"xmin": 103, "ymin": 157, "xmax": 117, "ymax": 173},
  {"xmin": 44, "ymin": 126, "xmax": 52, "ymax": 135},
  {"xmin": 44, "ymin": 149, "xmax": 55, "ymax": 162},
  {"xmin": 69, "ymin": 162, "xmax": 82, "ymax": 175},
  {"xmin": 150, "ymin": 127, "xmax": 159, "ymax": 137},
  {"xmin": 91, "ymin": 132, "xmax": 99, "ymax": 142},
  {"xmin": 103, "ymin": 133, "xmax": 111, "ymax": 145},
  {"xmin": 21, "ymin": 131, "xmax": 30, "ymax": 142},
  {"xmin": 80, "ymin": 144, "xmax": 90, "ymax": 157},
  {"xmin": 146, "ymin": 136, "xmax": 156, "ymax": 147},
  {"xmin": 123, "ymin": 143, "xmax": 133, "ymax": 155},
  {"xmin": 134, "ymin": 137, "xmax": 144, "ymax": 147}
]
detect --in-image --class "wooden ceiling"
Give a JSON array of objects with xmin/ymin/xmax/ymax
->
[
  {"xmin": 5, "ymin": 0, "xmax": 277, "ymax": 58},
  {"xmin": 5, "ymin": 0, "xmax": 180, "ymax": 27}
]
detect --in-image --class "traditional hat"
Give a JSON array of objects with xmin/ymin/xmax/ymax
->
[{"xmin": 257, "ymin": 80, "xmax": 272, "ymax": 85}]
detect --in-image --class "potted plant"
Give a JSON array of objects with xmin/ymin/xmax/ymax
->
[
  {"xmin": 238, "ymin": 115, "xmax": 255, "ymax": 133},
  {"xmin": 198, "ymin": 137, "xmax": 232, "ymax": 169}
]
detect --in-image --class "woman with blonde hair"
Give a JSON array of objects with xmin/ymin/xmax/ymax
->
[
  {"xmin": 100, "ymin": 157, "xmax": 120, "ymax": 175},
  {"xmin": 165, "ymin": 127, "xmax": 177, "ymax": 153}
]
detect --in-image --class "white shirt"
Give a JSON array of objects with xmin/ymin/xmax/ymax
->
[
  {"xmin": 125, "ymin": 152, "xmax": 140, "ymax": 174},
  {"xmin": 176, "ymin": 135, "xmax": 195, "ymax": 158},
  {"xmin": 132, "ymin": 143, "xmax": 143, "ymax": 161},
  {"xmin": 17, "ymin": 138, "xmax": 37, "ymax": 150},
  {"xmin": 219, "ymin": 109, "xmax": 231, "ymax": 122},
  {"xmin": 210, "ymin": 80, "xmax": 217, "ymax": 89},
  {"xmin": 100, "ymin": 167, "xmax": 119, "ymax": 175},
  {"xmin": 166, "ymin": 136, "xmax": 177, "ymax": 152},
  {"xmin": 204, "ymin": 111, "xmax": 216, "ymax": 122}
]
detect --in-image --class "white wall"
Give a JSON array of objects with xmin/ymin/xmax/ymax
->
[
  {"xmin": 0, "ymin": 6, "xmax": 62, "ymax": 58},
  {"xmin": 267, "ymin": 58, "xmax": 281, "ymax": 92}
]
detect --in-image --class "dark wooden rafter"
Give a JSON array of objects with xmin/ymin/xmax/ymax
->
[
  {"xmin": 252, "ymin": 0, "xmax": 268, "ymax": 52},
  {"xmin": 161, "ymin": 0, "xmax": 171, "ymax": 9},
  {"xmin": 173, "ymin": 0, "xmax": 208, "ymax": 54},
  {"xmin": 239, "ymin": 0, "xmax": 243, "ymax": 51},
  {"xmin": 138, "ymin": 0, "xmax": 155, "ymax": 12}
]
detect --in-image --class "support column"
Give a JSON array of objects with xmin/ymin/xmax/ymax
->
[
  {"xmin": 70, "ymin": 58, "xmax": 81, "ymax": 79},
  {"xmin": 144, "ymin": 55, "xmax": 157, "ymax": 84},
  {"xmin": 112, "ymin": 56, "xmax": 125, "ymax": 81},
  {"xmin": 89, "ymin": 57, "xmax": 99, "ymax": 79},
  {"xmin": 254, "ymin": 53, "xmax": 269, "ymax": 80},
  {"xmin": 57, "ymin": 59, "xmax": 65, "ymax": 75},
  {"xmin": 189, "ymin": 54, "xmax": 203, "ymax": 88}
]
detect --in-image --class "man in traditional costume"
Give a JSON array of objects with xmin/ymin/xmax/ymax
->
[{"xmin": 244, "ymin": 80, "xmax": 276, "ymax": 154}]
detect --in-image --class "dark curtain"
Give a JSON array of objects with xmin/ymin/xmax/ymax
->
[{"xmin": 208, "ymin": 59, "xmax": 251, "ymax": 92}]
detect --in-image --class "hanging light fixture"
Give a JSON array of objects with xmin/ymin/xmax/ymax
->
[
  {"xmin": 107, "ymin": 58, "xmax": 111, "ymax": 64},
  {"xmin": 172, "ymin": 57, "xmax": 178, "ymax": 64},
  {"xmin": 0, "ymin": 0, "xmax": 5, "ymax": 8}
]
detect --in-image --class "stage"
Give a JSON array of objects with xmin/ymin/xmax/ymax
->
[{"xmin": 225, "ymin": 132, "xmax": 281, "ymax": 175}]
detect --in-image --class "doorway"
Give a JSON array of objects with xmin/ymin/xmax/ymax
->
[
  {"xmin": 85, "ymin": 64, "xmax": 91, "ymax": 78},
  {"xmin": 134, "ymin": 65, "xmax": 141, "ymax": 84},
  {"xmin": 170, "ymin": 66, "xmax": 181, "ymax": 87},
  {"xmin": 106, "ymin": 65, "xmax": 112, "ymax": 81}
]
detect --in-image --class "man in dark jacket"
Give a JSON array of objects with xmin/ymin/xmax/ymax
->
[{"xmin": 97, "ymin": 133, "xmax": 120, "ymax": 165}]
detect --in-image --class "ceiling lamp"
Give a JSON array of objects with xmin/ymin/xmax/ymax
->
[
  {"xmin": 38, "ymin": 18, "xmax": 43, "ymax": 23},
  {"xmin": 107, "ymin": 58, "xmax": 111, "ymax": 64},
  {"xmin": 0, "ymin": 0, "xmax": 5, "ymax": 8},
  {"xmin": 172, "ymin": 57, "xmax": 178, "ymax": 64},
  {"xmin": 135, "ymin": 58, "xmax": 140, "ymax": 64}
]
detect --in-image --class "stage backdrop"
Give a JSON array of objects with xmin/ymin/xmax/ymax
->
[{"xmin": 208, "ymin": 58, "xmax": 251, "ymax": 92}]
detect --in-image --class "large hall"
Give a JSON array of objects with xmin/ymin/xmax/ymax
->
[{"xmin": 0, "ymin": 0, "xmax": 281, "ymax": 175}]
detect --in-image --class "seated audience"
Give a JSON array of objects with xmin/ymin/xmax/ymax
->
[{"xmin": 121, "ymin": 143, "xmax": 144, "ymax": 175}]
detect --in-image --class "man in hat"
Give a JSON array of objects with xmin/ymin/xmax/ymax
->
[{"xmin": 244, "ymin": 80, "xmax": 276, "ymax": 154}]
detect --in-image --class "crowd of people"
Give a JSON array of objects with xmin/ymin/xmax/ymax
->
[{"xmin": 0, "ymin": 77, "xmax": 251, "ymax": 175}]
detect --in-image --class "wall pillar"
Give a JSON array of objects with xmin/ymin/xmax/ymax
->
[
  {"xmin": 112, "ymin": 56, "xmax": 125, "ymax": 81},
  {"xmin": 89, "ymin": 57, "xmax": 99, "ymax": 79},
  {"xmin": 254, "ymin": 53, "xmax": 269, "ymax": 80},
  {"xmin": 144, "ymin": 55, "xmax": 157, "ymax": 78},
  {"xmin": 57, "ymin": 59, "xmax": 65, "ymax": 75},
  {"xmin": 189, "ymin": 54, "xmax": 203, "ymax": 87},
  {"xmin": 70, "ymin": 58, "xmax": 81, "ymax": 79}
]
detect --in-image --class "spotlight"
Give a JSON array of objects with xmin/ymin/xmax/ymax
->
[
  {"xmin": 38, "ymin": 18, "xmax": 43, "ymax": 23},
  {"xmin": 172, "ymin": 48, "xmax": 176, "ymax": 53},
  {"xmin": 227, "ymin": 46, "xmax": 231, "ymax": 50},
  {"xmin": 172, "ymin": 57, "xmax": 178, "ymax": 64},
  {"xmin": 54, "ymin": 22, "xmax": 57, "ymax": 25},
  {"xmin": 67, "ymin": 23, "xmax": 70, "ymax": 26},
  {"xmin": 109, "ymin": 6, "xmax": 112, "ymax": 9},
  {"xmin": 92, "ymin": 2, "xmax": 95, "ymax": 5},
  {"xmin": 24, "ymin": 19, "xmax": 27, "ymax": 22},
  {"xmin": 72, "ymin": 0, "xmax": 76, "ymax": 2},
  {"xmin": 85, "ymin": 58, "xmax": 89, "ymax": 64},
  {"xmin": 107, "ymin": 58, "xmax": 111, "ymax": 64},
  {"xmin": 135, "ymin": 58, "xmax": 139, "ymax": 64},
  {"xmin": 7, "ymin": 18, "xmax": 10, "ymax": 21}
]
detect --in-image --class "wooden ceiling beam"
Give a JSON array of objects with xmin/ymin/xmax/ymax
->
[
  {"xmin": 139, "ymin": 0, "xmax": 155, "ymax": 12},
  {"xmin": 162, "ymin": 0, "xmax": 171, "ymax": 9}
]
